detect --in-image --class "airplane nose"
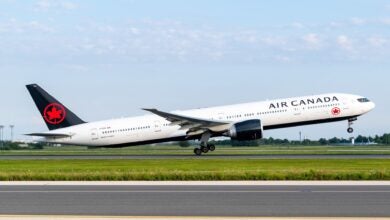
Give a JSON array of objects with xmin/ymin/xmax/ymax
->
[{"xmin": 369, "ymin": 102, "xmax": 376, "ymax": 111}]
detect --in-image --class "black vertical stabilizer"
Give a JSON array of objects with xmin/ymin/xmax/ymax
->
[{"xmin": 26, "ymin": 84, "xmax": 86, "ymax": 130}]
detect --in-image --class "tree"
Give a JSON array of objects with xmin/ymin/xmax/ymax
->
[
  {"xmin": 328, "ymin": 137, "xmax": 340, "ymax": 144},
  {"xmin": 178, "ymin": 141, "xmax": 191, "ymax": 148},
  {"xmin": 383, "ymin": 134, "xmax": 390, "ymax": 145},
  {"xmin": 319, "ymin": 138, "xmax": 328, "ymax": 145}
]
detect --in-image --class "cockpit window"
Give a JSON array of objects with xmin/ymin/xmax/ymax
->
[{"xmin": 357, "ymin": 98, "xmax": 370, "ymax": 103}]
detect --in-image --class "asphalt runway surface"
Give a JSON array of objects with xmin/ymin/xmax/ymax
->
[
  {"xmin": 0, "ymin": 184, "xmax": 390, "ymax": 217},
  {"xmin": 1, "ymin": 154, "xmax": 390, "ymax": 160}
]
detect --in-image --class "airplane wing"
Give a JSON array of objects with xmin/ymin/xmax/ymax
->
[
  {"xmin": 25, "ymin": 133, "xmax": 72, "ymax": 138},
  {"xmin": 143, "ymin": 108, "xmax": 231, "ymax": 136}
]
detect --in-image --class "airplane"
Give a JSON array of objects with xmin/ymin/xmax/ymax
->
[{"xmin": 26, "ymin": 84, "xmax": 375, "ymax": 155}]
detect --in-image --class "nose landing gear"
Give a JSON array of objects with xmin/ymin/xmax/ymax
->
[{"xmin": 347, "ymin": 118, "xmax": 357, "ymax": 133}]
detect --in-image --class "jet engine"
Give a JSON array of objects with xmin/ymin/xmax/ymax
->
[{"xmin": 225, "ymin": 119, "xmax": 263, "ymax": 141}]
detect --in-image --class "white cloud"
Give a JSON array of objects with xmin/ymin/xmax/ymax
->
[
  {"xmin": 274, "ymin": 55, "xmax": 292, "ymax": 63},
  {"xmin": 129, "ymin": 27, "xmax": 140, "ymax": 35},
  {"xmin": 328, "ymin": 21, "xmax": 344, "ymax": 28},
  {"xmin": 350, "ymin": 17, "xmax": 366, "ymax": 25},
  {"xmin": 60, "ymin": 1, "xmax": 77, "ymax": 10},
  {"xmin": 291, "ymin": 22, "xmax": 305, "ymax": 29},
  {"xmin": 367, "ymin": 36, "xmax": 387, "ymax": 47},
  {"xmin": 337, "ymin": 35, "xmax": 353, "ymax": 50},
  {"xmin": 35, "ymin": 0, "xmax": 51, "ymax": 10},
  {"xmin": 380, "ymin": 18, "xmax": 390, "ymax": 25},
  {"xmin": 27, "ymin": 21, "xmax": 54, "ymax": 32},
  {"xmin": 35, "ymin": 0, "xmax": 78, "ymax": 11},
  {"xmin": 261, "ymin": 36, "xmax": 287, "ymax": 46},
  {"xmin": 302, "ymin": 33, "xmax": 321, "ymax": 49},
  {"xmin": 2, "ymin": 18, "xmax": 390, "ymax": 64},
  {"xmin": 0, "ymin": 19, "xmax": 54, "ymax": 33}
]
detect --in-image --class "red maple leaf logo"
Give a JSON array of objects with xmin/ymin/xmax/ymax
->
[
  {"xmin": 47, "ymin": 106, "xmax": 62, "ymax": 120},
  {"xmin": 43, "ymin": 103, "xmax": 66, "ymax": 124},
  {"xmin": 331, "ymin": 107, "xmax": 341, "ymax": 116}
]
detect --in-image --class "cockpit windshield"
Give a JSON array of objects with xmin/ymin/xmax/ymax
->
[{"xmin": 357, "ymin": 98, "xmax": 370, "ymax": 103}]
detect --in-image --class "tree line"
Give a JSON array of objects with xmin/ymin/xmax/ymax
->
[{"xmin": 179, "ymin": 133, "xmax": 390, "ymax": 147}]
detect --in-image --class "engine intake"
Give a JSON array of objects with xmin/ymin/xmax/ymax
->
[{"xmin": 226, "ymin": 119, "xmax": 263, "ymax": 141}]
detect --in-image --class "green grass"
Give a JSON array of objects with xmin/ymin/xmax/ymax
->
[
  {"xmin": 1, "ymin": 159, "xmax": 390, "ymax": 180},
  {"xmin": 1, "ymin": 145, "xmax": 390, "ymax": 156}
]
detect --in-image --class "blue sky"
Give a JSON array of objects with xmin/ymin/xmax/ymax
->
[{"xmin": 0, "ymin": 0, "xmax": 389, "ymax": 140}]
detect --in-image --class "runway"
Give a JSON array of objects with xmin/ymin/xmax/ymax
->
[
  {"xmin": 1, "ymin": 154, "xmax": 390, "ymax": 160},
  {"xmin": 0, "ymin": 182, "xmax": 390, "ymax": 217}
]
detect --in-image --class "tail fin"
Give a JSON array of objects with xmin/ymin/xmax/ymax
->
[{"xmin": 26, "ymin": 84, "xmax": 86, "ymax": 130}]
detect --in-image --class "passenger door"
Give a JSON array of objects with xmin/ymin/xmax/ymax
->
[
  {"xmin": 90, "ymin": 128, "xmax": 99, "ymax": 141},
  {"xmin": 154, "ymin": 120, "xmax": 162, "ymax": 132}
]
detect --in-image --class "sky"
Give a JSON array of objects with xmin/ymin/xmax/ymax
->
[{"xmin": 0, "ymin": 0, "xmax": 389, "ymax": 141}]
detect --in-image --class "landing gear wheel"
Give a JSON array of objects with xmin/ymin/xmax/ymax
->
[
  {"xmin": 194, "ymin": 148, "xmax": 202, "ymax": 156},
  {"xmin": 201, "ymin": 146, "xmax": 209, "ymax": 153},
  {"xmin": 208, "ymin": 144, "xmax": 216, "ymax": 152},
  {"xmin": 347, "ymin": 118, "xmax": 356, "ymax": 134}
]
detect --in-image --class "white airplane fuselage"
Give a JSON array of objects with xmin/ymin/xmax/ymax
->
[{"xmin": 38, "ymin": 93, "xmax": 375, "ymax": 147}]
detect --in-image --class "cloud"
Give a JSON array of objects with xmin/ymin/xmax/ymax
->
[
  {"xmin": 380, "ymin": 18, "xmax": 390, "ymax": 25},
  {"xmin": 27, "ymin": 21, "xmax": 54, "ymax": 32},
  {"xmin": 35, "ymin": 0, "xmax": 51, "ymax": 10},
  {"xmin": 349, "ymin": 17, "xmax": 366, "ymax": 25},
  {"xmin": 35, "ymin": 0, "xmax": 78, "ymax": 11},
  {"xmin": 60, "ymin": 1, "xmax": 77, "ymax": 10},
  {"xmin": 0, "ymin": 19, "xmax": 54, "ymax": 33},
  {"xmin": 274, "ymin": 55, "xmax": 292, "ymax": 63},
  {"xmin": 1, "ymin": 18, "xmax": 390, "ymax": 65},
  {"xmin": 291, "ymin": 22, "xmax": 305, "ymax": 29},
  {"xmin": 302, "ymin": 33, "xmax": 321, "ymax": 49},
  {"xmin": 337, "ymin": 35, "xmax": 353, "ymax": 51},
  {"xmin": 367, "ymin": 36, "xmax": 387, "ymax": 47}
]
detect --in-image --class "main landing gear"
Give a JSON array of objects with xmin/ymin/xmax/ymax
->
[
  {"xmin": 193, "ymin": 144, "xmax": 216, "ymax": 156},
  {"xmin": 193, "ymin": 131, "xmax": 216, "ymax": 156},
  {"xmin": 347, "ymin": 117, "xmax": 357, "ymax": 133}
]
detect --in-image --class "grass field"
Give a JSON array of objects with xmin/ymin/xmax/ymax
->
[
  {"xmin": 2, "ymin": 145, "xmax": 390, "ymax": 181},
  {"xmin": 1, "ymin": 159, "xmax": 390, "ymax": 181},
  {"xmin": 1, "ymin": 145, "xmax": 390, "ymax": 155}
]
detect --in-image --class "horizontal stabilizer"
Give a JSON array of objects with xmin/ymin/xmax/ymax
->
[{"xmin": 25, "ymin": 133, "xmax": 72, "ymax": 138}]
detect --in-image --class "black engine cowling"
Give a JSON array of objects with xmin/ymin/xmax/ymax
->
[{"xmin": 226, "ymin": 119, "xmax": 263, "ymax": 141}]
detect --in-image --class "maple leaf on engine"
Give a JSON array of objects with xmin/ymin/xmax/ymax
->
[{"xmin": 47, "ymin": 106, "xmax": 63, "ymax": 120}]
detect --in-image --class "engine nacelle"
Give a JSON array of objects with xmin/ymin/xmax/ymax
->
[{"xmin": 226, "ymin": 119, "xmax": 263, "ymax": 141}]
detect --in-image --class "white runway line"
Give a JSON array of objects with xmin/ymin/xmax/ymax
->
[{"xmin": 1, "ymin": 181, "xmax": 390, "ymax": 186}]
